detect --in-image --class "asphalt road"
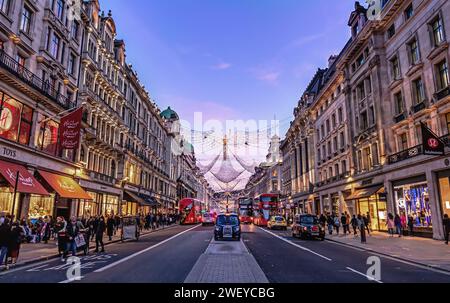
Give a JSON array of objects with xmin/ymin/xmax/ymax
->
[{"xmin": 0, "ymin": 224, "xmax": 449, "ymax": 283}]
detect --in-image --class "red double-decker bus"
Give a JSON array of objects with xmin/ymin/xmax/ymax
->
[
  {"xmin": 238, "ymin": 198, "xmax": 253, "ymax": 224},
  {"xmin": 179, "ymin": 198, "xmax": 202, "ymax": 225},
  {"xmin": 253, "ymin": 194, "xmax": 279, "ymax": 227}
]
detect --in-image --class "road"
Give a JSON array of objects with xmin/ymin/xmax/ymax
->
[{"xmin": 0, "ymin": 224, "xmax": 449, "ymax": 283}]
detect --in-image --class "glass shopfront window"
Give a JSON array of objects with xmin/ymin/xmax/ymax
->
[
  {"xmin": 78, "ymin": 191, "xmax": 99, "ymax": 217},
  {"xmin": 0, "ymin": 188, "xmax": 19, "ymax": 216},
  {"xmin": 357, "ymin": 196, "xmax": 387, "ymax": 231},
  {"xmin": 0, "ymin": 92, "xmax": 33, "ymax": 145},
  {"xmin": 101, "ymin": 194, "xmax": 119, "ymax": 216},
  {"xmin": 438, "ymin": 171, "xmax": 450, "ymax": 219},
  {"xmin": 394, "ymin": 181, "xmax": 432, "ymax": 229},
  {"xmin": 28, "ymin": 194, "xmax": 54, "ymax": 219},
  {"xmin": 122, "ymin": 202, "xmax": 138, "ymax": 216},
  {"xmin": 35, "ymin": 113, "xmax": 59, "ymax": 156}
]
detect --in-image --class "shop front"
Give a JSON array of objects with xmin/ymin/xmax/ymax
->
[
  {"xmin": 437, "ymin": 170, "xmax": 450, "ymax": 220},
  {"xmin": 77, "ymin": 180, "xmax": 122, "ymax": 217},
  {"xmin": 37, "ymin": 170, "xmax": 92, "ymax": 220},
  {"xmin": 392, "ymin": 175, "xmax": 433, "ymax": 236},
  {"xmin": 0, "ymin": 159, "xmax": 50, "ymax": 219},
  {"xmin": 122, "ymin": 190, "xmax": 159, "ymax": 216},
  {"xmin": 346, "ymin": 184, "xmax": 387, "ymax": 232}
]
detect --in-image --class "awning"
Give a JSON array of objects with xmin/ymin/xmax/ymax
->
[
  {"xmin": 346, "ymin": 185, "xmax": 384, "ymax": 201},
  {"xmin": 0, "ymin": 160, "xmax": 49, "ymax": 195},
  {"xmin": 123, "ymin": 190, "xmax": 160, "ymax": 207},
  {"xmin": 38, "ymin": 170, "xmax": 92, "ymax": 200}
]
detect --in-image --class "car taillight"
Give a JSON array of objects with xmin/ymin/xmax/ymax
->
[
  {"xmin": 303, "ymin": 227, "xmax": 308, "ymax": 231},
  {"xmin": 312, "ymin": 226, "xmax": 319, "ymax": 232}
]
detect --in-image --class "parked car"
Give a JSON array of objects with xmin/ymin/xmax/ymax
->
[
  {"xmin": 292, "ymin": 214, "xmax": 325, "ymax": 241},
  {"xmin": 202, "ymin": 213, "xmax": 215, "ymax": 226},
  {"xmin": 267, "ymin": 216, "xmax": 288, "ymax": 230},
  {"xmin": 214, "ymin": 214, "xmax": 241, "ymax": 241}
]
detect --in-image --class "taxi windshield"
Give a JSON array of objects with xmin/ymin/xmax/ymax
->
[{"xmin": 217, "ymin": 215, "xmax": 239, "ymax": 225}]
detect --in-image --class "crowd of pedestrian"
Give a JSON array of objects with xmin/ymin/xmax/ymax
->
[{"xmin": 143, "ymin": 213, "xmax": 179, "ymax": 231}]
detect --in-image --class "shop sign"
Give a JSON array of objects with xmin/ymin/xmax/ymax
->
[
  {"xmin": 1, "ymin": 146, "xmax": 17, "ymax": 159},
  {"xmin": 59, "ymin": 108, "xmax": 83, "ymax": 150},
  {"xmin": 422, "ymin": 122, "xmax": 445, "ymax": 156}
]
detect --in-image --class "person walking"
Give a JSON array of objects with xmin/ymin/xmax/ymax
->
[
  {"xmin": 41, "ymin": 216, "xmax": 52, "ymax": 244},
  {"xmin": 443, "ymin": 214, "xmax": 450, "ymax": 245},
  {"xmin": 394, "ymin": 214, "xmax": 403, "ymax": 237},
  {"xmin": 358, "ymin": 214, "xmax": 367, "ymax": 243},
  {"xmin": 366, "ymin": 212, "xmax": 372, "ymax": 233},
  {"xmin": 327, "ymin": 215, "xmax": 334, "ymax": 235},
  {"xmin": 334, "ymin": 215, "xmax": 340, "ymax": 235},
  {"xmin": 319, "ymin": 214, "xmax": 326, "ymax": 228},
  {"xmin": 95, "ymin": 216, "xmax": 106, "ymax": 253},
  {"xmin": 107, "ymin": 215, "xmax": 115, "ymax": 241},
  {"xmin": 54, "ymin": 217, "xmax": 67, "ymax": 261},
  {"xmin": 0, "ymin": 219, "xmax": 10, "ymax": 270},
  {"xmin": 407, "ymin": 214, "xmax": 414, "ymax": 237},
  {"xmin": 387, "ymin": 213, "xmax": 395, "ymax": 237},
  {"xmin": 340, "ymin": 213, "xmax": 348, "ymax": 235},
  {"xmin": 7, "ymin": 222, "xmax": 24, "ymax": 267},
  {"xmin": 66, "ymin": 217, "xmax": 81, "ymax": 257},
  {"xmin": 351, "ymin": 215, "xmax": 358, "ymax": 236}
]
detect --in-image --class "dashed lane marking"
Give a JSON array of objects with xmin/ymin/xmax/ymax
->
[{"xmin": 259, "ymin": 227, "xmax": 332, "ymax": 262}]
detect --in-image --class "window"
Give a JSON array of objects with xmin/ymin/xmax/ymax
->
[
  {"xmin": 369, "ymin": 106, "xmax": 375, "ymax": 125},
  {"xmin": 331, "ymin": 114, "xmax": 336, "ymax": 127},
  {"xmin": 391, "ymin": 56, "xmax": 401, "ymax": 80},
  {"xmin": 56, "ymin": 0, "xmax": 64, "ymax": 21},
  {"xmin": 20, "ymin": 6, "xmax": 32, "ymax": 34},
  {"xmin": 446, "ymin": 113, "xmax": 450, "ymax": 134},
  {"xmin": 436, "ymin": 60, "xmax": 449, "ymax": 91},
  {"xmin": 372, "ymin": 143, "xmax": 379, "ymax": 166},
  {"xmin": 360, "ymin": 111, "xmax": 368, "ymax": 130},
  {"xmin": 431, "ymin": 15, "xmax": 445, "ymax": 47},
  {"xmin": 326, "ymin": 120, "xmax": 330, "ymax": 134},
  {"xmin": 388, "ymin": 24, "xmax": 396, "ymax": 38},
  {"xmin": 357, "ymin": 82, "xmax": 366, "ymax": 100},
  {"xmin": 404, "ymin": 4, "xmax": 413, "ymax": 20},
  {"xmin": 71, "ymin": 21, "xmax": 79, "ymax": 39},
  {"xmin": 363, "ymin": 147, "xmax": 372, "ymax": 170},
  {"xmin": 338, "ymin": 107, "xmax": 343, "ymax": 123},
  {"xmin": 394, "ymin": 92, "xmax": 404, "ymax": 115},
  {"xmin": 399, "ymin": 133, "xmax": 408, "ymax": 151},
  {"xmin": 15, "ymin": 54, "xmax": 26, "ymax": 68},
  {"xmin": 412, "ymin": 78, "xmax": 426, "ymax": 104},
  {"xmin": 50, "ymin": 34, "xmax": 60, "ymax": 58},
  {"xmin": 0, "ymin": 92, "xmax": 33, "ymax": 145},
  {"xmin": 340, "ymin": 132, "xmax": 345, "ymax": 148},
  {"xmin": 0, "ymin": 0, "xmax": 10, "ymax": 14},
  {"xmin": 342, "ymin": 160, "xmax": 347, "ymax": 173},
  {"xmin": 68, "ymin": 53, "xmax": 76, "ymax": 75},
  {"xmin": 334, "ymin": 164, "xmax": 340, "ymax": 176},
  {"xmin": 36, "ymin": 113, "xmax": 60, "ymax": 156},
  {"xmin": 357, "ymin": 150, "xmax": 363, "ymax": 171},
  {"xmin": 333, "ymin": 137, "xmax": 338, "ymax": 153},
  {"xmin": 408, "ymin": 38, "xmax": 420, "ymax": 65}
]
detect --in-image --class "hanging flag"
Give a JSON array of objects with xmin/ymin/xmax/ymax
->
[
  {"xmin": 421, "ymin": 122, "xmax": 445, "ymax": 156},
  {"xmin": 59, "ymin": 107, "xmax": 83, "ymax": 150}
]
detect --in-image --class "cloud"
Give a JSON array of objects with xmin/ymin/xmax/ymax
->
[
  {"xmin": 254, "ymin": 70, "xmax": 281, "ymax": 85},
  {"xmin": 211, "ymin": 62, "xmax": 232, "ymax": 70}
]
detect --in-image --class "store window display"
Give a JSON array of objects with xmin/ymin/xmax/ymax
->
[
  {"xmin": 394, "ymin": 182, "xmax": 432, "ymax": 229},
  {"xmin": 28, "ymin": 195, "xmax": 54, "ymax": 219},
  {"xmin": 438, "ymin": 172, "xmax": 450, "ymax": 218},
  {"xmin": 0, "ymin": 92, "xmax": 33, "ymax": 145}
]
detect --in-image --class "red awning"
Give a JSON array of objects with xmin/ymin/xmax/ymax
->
[
  {"xmin": 38, "ymin": 170, "xmax": 92, "ymax": 200},
  {"xmin": 0, "ymin": 160, "xmax": 49, "ymax": 195}
]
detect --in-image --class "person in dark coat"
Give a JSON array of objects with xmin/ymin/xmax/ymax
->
[
  {"xmin": 351, "ymin": 215, "xmax": 358, "ymax": 236},
  {"xmin": 443, "ymin": 214, "xmax": 450, "ymax": 245},
  {"xmin": 341, "ymin": 214, "xmax": 348, "ymax": 235},
  {"xmin": 0, "ymin": 219, "xmax": 10, "ymax": 270},
  {"xmin": 107, "ymin": 215, "xmax": 115, "ymax": 241},
  {"xmin": 7, "ymin": 222, "xmax": 24, "ymax": 266},
  {"xmin": 54, "ymin": 217, "xmax": 67, "ymax": 261},
  {"xmin": 95, "ymin": 216, "xmax": 106, "ymax": 253},
  {"xmin": 41, "ymin": 216, "xmax": 52, "ymax": 244},
  {"xmin": 66, "ymin": 217, "xmax": 81, "ymax": 257},
  {"xmin": 91, "ymin": 216, "xmax": 99, "ymax": 241},
  {"xmin": 358, "ymin": 214, "xmax": 366, "ymax": 244},
  {"xmin": 407, "ymin": 214, "xmax": 415, "ymax": 237}
]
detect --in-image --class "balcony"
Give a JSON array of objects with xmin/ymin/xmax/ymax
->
[
  {"xmin": 89, "ymin": 171, "xmax": 116, "ymax": 185},
  {"xmin": 0, "ymin": 50, "xmax": 74, "ymax": 109},
  {"xmin": 388, "ymin": 145, "xmax": 423, "ymax": 165},
  {"xmin": 434, "ymin": 86, "xmax": 450, "ymax": 102},
  {"xmin": 411, "ymin": 100, "xmax": 427, "ymax": 114},
  {"xmin": 394, "ymin": 112, "xmax": 406, "ymax": 123}
]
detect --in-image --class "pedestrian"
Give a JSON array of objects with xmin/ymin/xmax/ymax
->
[
  {"xmin": 107, "ymin": 215, "xmax": 115, "ymax": 241},
  {"xmin": 114, "ymin": 214, "xmax": 121, "ymax": 236},
  {"xmin": 407, "ymin": 214, "xmax": 414, "ymax": 237},
  {"xmin": 394, "ymin": 214, "xmax": 403, "ymax": 237},
  {"xmin": 54, "ymin": 217, "xmax": 67, "ymax": 261},
  {"xmin": 319, "ymin": 214, "xmax": 326, "ymax": 228},
  {"xmin": 327, "ymin": 215, "xmax": 334, "ymax": 235},
  {"xmin": 41, "ymin": 216, "xmax": 52, "ymax": 244},
  {"xmin": 92, "ymin": 216, "xmax": 99, "ymax": 241},
  {"xmin": 7, "ymin": 222, "xmax": 24, "ymax": 267},
  {"xmin": 0, "ymin": 218, "xmax": 10, "ymax": 270},
  {"xmin": 401, "ymin": 212, "xmax": 407, "ymax": 232},
  {"xmin": 340, "ymin": 213, "xmax": 347, "ymax": 235},
  {"xmin": 387, "ymin": 213, "xmax": 395, "ymax": 237},
  {"xmin": 345, "ymin": 212, "xmax": 351, "ymax": 235},
  {"xmin": 351, "ymin": 215, "xmax": 358, "ymax": 236},
  {"xmin": 66, "ymin": 217, "xmax": 81, "ymax": 257},
  {"xmin": 95, "ymin": 216, "xmax": 106, "ymax": 253},
  {"xmin": 366, "ymin": 212, "xmax": 372, "ymax": 233},
  {"xmin": 443, "ymin": 214, "xmax": 450, "ymax": 245},
  {"xmin": 333, "ymin": 215, "xmax": 340, "ymax": 235},
  {"xmin": 358, "ymin": 214, "xmax": 367, "ymax": 244}
]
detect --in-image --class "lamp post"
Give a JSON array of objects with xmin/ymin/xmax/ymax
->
[{"xmin": 11, "ymin": 171, "xmax": 20, "ymax": 222}]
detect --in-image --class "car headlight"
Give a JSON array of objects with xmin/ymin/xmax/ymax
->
[
  {"xmin": 234, "ymin": 226, "xmax": 240, "ymax": 232},
  {"xmin": 215, "ymin": 226, "xmax": 221, "ymax": 231}
]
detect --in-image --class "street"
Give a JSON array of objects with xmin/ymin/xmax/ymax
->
[{"xmin": 1, "ymin": 224, "xmax": 449, "ymax": 283}]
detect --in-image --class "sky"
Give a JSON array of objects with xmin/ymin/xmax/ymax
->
[
  {"xmin": 104, "ymin": 0, "xmax": 357, "ymax": 191},
  {"xmin": 105, "ymin": 0, "xmax": 355, "ymax": 135}
]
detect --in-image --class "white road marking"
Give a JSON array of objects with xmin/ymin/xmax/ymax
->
[
  {"xmin": 58, "ymin": 276, "xmax": 85, "ymax": 284},
  {"xmin": 346, "ymin": 267, "xmax": 383, "ymax": 283},
  {"xmin": 326, "ymin": 240, "xmax": 450, "ymax": 276},
  {"xmin": 93, "ymin": 224, "xmax": 201, "ymax": 273},
  {"xmin": 259, "ymin": 227, "xmax": 332, "ymax": 261}
]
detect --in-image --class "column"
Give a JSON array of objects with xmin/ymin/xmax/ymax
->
[{"xmin": 427, "ymin": 170, "xmax": 444, "ymax": 240}]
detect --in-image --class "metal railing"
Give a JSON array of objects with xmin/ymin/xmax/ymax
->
[
  {"xmin": 388, "ymin": 144, "xmax": 423, "ymax": 164},
  {"xmin": 0, "ymin": 50, "xmax": 74, "ymax": 109}
]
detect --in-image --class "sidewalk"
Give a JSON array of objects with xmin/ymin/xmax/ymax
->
[
  {"xmin": 0, "ymin": 224, "xmax": 178, "ymax": 270},
  {"xmin": 326, "ymin": 231, "xmax": 450, "ymax": 272}
]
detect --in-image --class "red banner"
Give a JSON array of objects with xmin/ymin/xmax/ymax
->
[{"xmin": 59, "ymin": 107, "xmax": 83, "ymax": 150}]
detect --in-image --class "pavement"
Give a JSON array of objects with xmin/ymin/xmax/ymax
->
[
  {"xmin": 0, "ymin": 224, "xmax": 178, "ymax": 271},
  {"xmin": 0, "ymin": 224, "xmax": 449, "ymax": 283},
  {"xmin": 325, "ymin": 230, "xmax": 450, "ymax": 272}
]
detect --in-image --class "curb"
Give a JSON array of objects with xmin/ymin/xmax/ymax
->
[
  {"xmin": 1, "ymin": 225, "xmax": 179, "ymax": 270},
  {"xmin": 325, "ymin": 237, "xmax": 450, "ymax": 274}
]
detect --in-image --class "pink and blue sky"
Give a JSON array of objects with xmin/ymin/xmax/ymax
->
[{"xmin": 106, "ymin": 0, "xmax": 356, "ymax": 136}]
